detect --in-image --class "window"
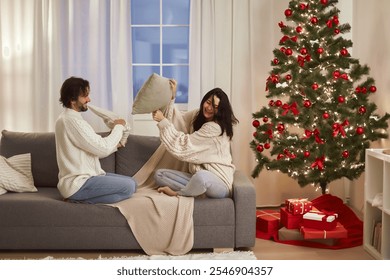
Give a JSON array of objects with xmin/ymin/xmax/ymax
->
[{"xmin": 131, "ymin": 0, "xmax": 190, "ymax": 105}]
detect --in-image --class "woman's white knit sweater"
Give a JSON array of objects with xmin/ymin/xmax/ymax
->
[
  {"xmin": 157, "ymin": 115, "xmax": 235, "ymax": 194},
  {"xmin": 55, "ymin": 108, "xmax": 124, "ymax": 198}
]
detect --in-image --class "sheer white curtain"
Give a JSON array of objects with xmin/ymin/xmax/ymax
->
[
  {"xmin": 189, "ymin": 0, "xmax": 333, "ymax": 206},
  {"xmin": 0, "ymin": 0, "xmax": 132, "ymax": 133}
]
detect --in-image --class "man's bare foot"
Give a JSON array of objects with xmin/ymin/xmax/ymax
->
[{"xmin": 157, "ymin": 186, "xmax": 178, "ymax": 197}]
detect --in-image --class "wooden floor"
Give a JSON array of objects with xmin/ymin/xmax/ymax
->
[{"xmin": 0, "ymin": 237, "xmax": 374, "ymax": 260}]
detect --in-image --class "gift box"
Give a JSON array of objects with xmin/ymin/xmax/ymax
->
[
  {"xmin": 256, "ymin": 210, "xmax": 280, "ymax": 234},
  {"xmin": 278, "ymin": 227, "xmax": 338, "ymax": 246},
  {"xmin": 285, "ymin": 198, "xmax": 313, "ymax": 215},
  {"xmin": 300, "ymin": 222, "xmax": 348, "ymax": 239},
  {"xmin": 280, "ymin": 207, "xmax": 303, "ymax": 229},
  {"xmin": 302, "ymin": 210, "xmax": 338, "ymax": 230}
]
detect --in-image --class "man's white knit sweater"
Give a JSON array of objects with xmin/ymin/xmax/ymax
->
[
  {"xmin": 55, "ymin": 108, "xmax": 124, "ymax": 198},
  {"xmin": 157, "ymin": 115, "xmax": 235, "ymax": 195}
]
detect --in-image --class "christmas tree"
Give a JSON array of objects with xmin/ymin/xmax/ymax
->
[{"xmin": 250, "ymin": 0, "xmax": 390, "ymax": 194}]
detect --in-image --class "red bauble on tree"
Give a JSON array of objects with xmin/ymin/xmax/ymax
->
[
  {"xmin": 284, "ymin": 9, "xmax": 292, "ymax": 17},
  {"xmin": 252, "ymin": 119, "xmax": 260, "ymax": 128},
  {"xmin": 340, "ymin": 48, "xmax": 349, "ymax": 56},
  {"xmin": 310, "ymin": 17, "xmax": 318, "ymax": 24}
]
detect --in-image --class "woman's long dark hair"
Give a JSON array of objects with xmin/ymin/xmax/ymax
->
[{"xmin": 192, "ymin": 88, "xmax": 238, "ymax": 140}]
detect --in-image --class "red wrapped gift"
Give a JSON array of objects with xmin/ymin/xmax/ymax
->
[
  {"xmin": 256, "ymin": 210, "xmax": 280, "ymax": 234},
  {"xmin": 302, "ymin": 210, "xmax": 338, "ymax": 230},
  {"xmin": 280, "ymin": 207, "xmax": 303, "ymax": 229},
  {"xmin": 285, "ymin": 198, "xmax": 312, "ymax": 215},
  {"xmin": 300, "ymin": 222, "xmax": 348, "ymax": 239}
]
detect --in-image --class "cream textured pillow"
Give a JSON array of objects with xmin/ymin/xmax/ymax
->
[
  {"xmin": 132, "ymin": 73, "xmax": 172, "ymax": 114},
  {"xmin": 0, "ymin": 153, "xmax": 37, "ymax": 194}
]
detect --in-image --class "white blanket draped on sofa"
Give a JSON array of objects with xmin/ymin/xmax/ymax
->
[{"xmin": 89, "ymin": 104, "xmax": 194, "ymax": 256}]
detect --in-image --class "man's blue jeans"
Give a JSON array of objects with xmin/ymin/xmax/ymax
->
[{"xmin": 68, "ymin": 173, "xmax": 137, "ymax": 204}]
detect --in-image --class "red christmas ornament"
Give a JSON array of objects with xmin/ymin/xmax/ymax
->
[
  {"xmin": 280, "ymin": 47, "xmax": 286, "ymax": 53},
  {"xmin": 342, "ymin": 150, "xmax": 349, "ymax": 158},
  {"xmin": 273, "ymin": 58, "xmax": 279, "ymax": 65},
  {"xmin": 333, "ymin": 16, "xmax": 339, "ymax": 25},
  {"xmin": 334, "ymin": 28, "xmax": 340, "ymax": 34},
  {"xmin": 285, "ymin": 9, "xmax": 292, "ymax": 17},
  {"xmin": 340, "ymin": 48, "xmax": 349, "ymax": 56},
  {"xmin": 323, "ymin": 112, "xmax": 330, "ymax": 119},
  {"xmin": 277, "ymin": 123, "xmax": 285, "ymax": 132},
  {"xmin": 275, "ymin": 100, "xmax": 283, "ymax": 107},
  {"xmin": 256, "ymin": 144, "xmax": 264, "ymax": 152},
  {"xmin": 311, "ymin": 17, "xmax": 319, "ymax": 24},
  {"xmin": 299, "ymin": 3, "xmax": 307, "ymax": 10},
  {"xmin": 312, "ymin": 83, "xmax": 319, "ymax": 90},
  {"xmin": 369, "ymin": 86, "xmax": 377, "ymax": 93},
  {"xmin": 296, "ymin": 26, "xmax": 303, "ymax": 33},
  {"xmin": 253, "ymin": 131, "xmax": 257, "ymax": 137},
  {"xmin": 277, "ymin": 154, "xmax": 284, "ymax": 160},
  {"xmin": 263, "ymin": 117, "xmax": 269, "ymax": 123},
  {"xmin": 264, "ymin": 143, "xmax": 271, "ymax": 149},
  {"xmin": 303, "ymin": 100, "xmax": 312, "ymax": 108},
  {"xmin": 304, "ymin": 151, "xmax": 310, "ymax": 158},
  {"xmin": 252, "ymin": 120, "xmax": 260, "ymax": 127},
  {"xmin": 359, "ymin": 106, "xmax": 367, "ymax": 114},
  {"xmin": 269, "ymin": 100, "xmax": 275, "ymax": 107},
  {"xmin": 338, "ymin": 96, "xmax": 345, "ymax": 103},
  {"xmin": 361, "ymin": 87, "xmax": 367, "ymax": 94},
  {"xmin": 285, "ymin": 48, "xmax": 293, "ymax": 56},
  {"xmin": 321, "ymin": 0, "xmax": 328, "ymax": 5},
  {"xmin": 356, "ymin": 127, "xmax": 364, "ymax": 135},
  {"xmin": 317, "ymin": 47, "xmax": 324, "ymax": 54},
  {"xmin": 300, "ymin": 48, "xmax": 308, "ymax": 55},
  {"xmin": 333, "ymin": 70, "xmax": 341, "ymax": 79},
  {"xmin": 285, "ymin": 74, "xmax": 292, "ymax": 80}
]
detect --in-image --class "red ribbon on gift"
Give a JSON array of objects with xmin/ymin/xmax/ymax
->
[
  {"xmin": 282, "ymin": 102, "xmax": 299, "ymax": 116},
  {"xmin": 332, "ymin": 120, "xmax": 349, "ymax": 137}
]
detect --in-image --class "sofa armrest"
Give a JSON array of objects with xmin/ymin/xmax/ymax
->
[{"xmin": 232, "ymin": 170, "xmax": 256, "ymax": 248}]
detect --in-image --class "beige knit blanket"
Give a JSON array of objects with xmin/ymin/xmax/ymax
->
[{"xmin": 89, "ymin": 103, "xmax": 194, "ymax": 255}]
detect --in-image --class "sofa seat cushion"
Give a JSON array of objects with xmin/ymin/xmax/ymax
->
[
  {"xmin": 0, "ymin": 187, "xmax": 129, "ymax": 228},
  {"xmin": 0, "ymin": 187, "xmax": 236, "ymax": 249}
]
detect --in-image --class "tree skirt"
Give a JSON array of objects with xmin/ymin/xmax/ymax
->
[{"xmin": 256, "ymin": 194, "xmax": 363, "ymax": 249}]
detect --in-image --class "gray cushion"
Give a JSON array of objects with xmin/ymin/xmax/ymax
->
[
  {"xmin": 116, "ymin": 134, "xmax": 160, "ymax": 176},
  {"xmin": 0, "ymin": 130, "xmax": 116, "ymax": 187}
]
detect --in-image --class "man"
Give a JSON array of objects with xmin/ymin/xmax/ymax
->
[{"xmin": 55, "ymin": 76, "xmax": 137, "ymax": 204}]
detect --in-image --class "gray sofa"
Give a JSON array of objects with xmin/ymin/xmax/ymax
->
[{"xmin": 0, "ymin": 130, "xmax": 256, "ymax": 252}]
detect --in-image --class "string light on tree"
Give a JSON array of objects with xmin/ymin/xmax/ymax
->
[{"xmin": 250, "ymin": 0, "xmax": 389, "ymax": 194}]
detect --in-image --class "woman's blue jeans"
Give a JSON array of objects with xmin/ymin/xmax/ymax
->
[
  {"xmin": 68, "ymin": 173, "xmax": 137, "ymax": 204},
  {"xmin": 154, "ymin": 169, "xmax": 229, "ymax": 198}
]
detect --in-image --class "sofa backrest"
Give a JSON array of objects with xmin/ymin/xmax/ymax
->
[
  {"xmin": 115, "ymin": 134, "xmax": 160, "ymax": 177},
  {"xmin": 0, "ymin": 130, "xmax": 116, "ymax": 187}
]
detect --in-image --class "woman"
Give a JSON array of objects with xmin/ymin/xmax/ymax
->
[{"xmin": 152, "ymin": 81, "xmax": 239, "ymax": 198}]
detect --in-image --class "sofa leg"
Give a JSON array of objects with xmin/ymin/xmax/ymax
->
[{"xmin": 213, "ymin": 248, "xmax": 234, "ymax": 253}]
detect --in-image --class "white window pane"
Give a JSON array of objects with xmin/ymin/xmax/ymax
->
[
  {"xmin": 163, "ymin": 66, "xmax": 188, "ymax": 103},
  {"xmin": 162, "ymin": 27, "xmax": 189, "ymax": 64},
  {"xmin": 131, "ymin": 0, "xmax": 160, "ymax": 25},
  {"xmin": 162, "ymin": 0, "xmax": 190, "ymax": 25},
  {"xmin": 132, "ymin": 27, "xmax": 160, "ymax": 64}
]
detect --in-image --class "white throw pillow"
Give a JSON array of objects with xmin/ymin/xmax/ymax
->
[
  {"xmin": 132, "ymin": 73, "xmax": 172, "ymax": 114},
  {"xmin": 0, "ymin": 153, "xmax": 37, "ymax": 194}
]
